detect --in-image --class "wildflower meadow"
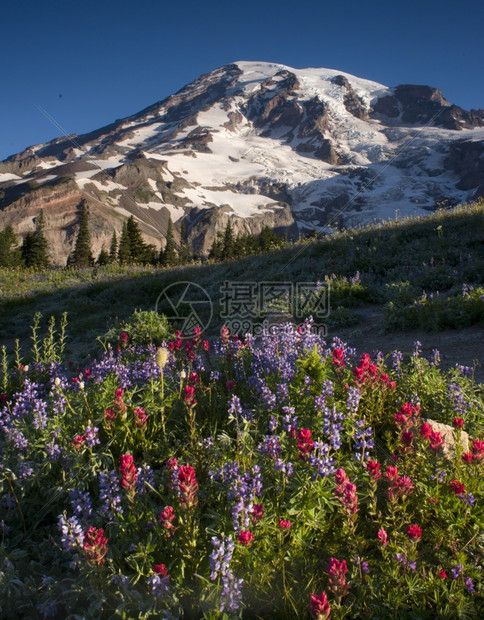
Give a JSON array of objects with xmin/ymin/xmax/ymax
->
[{"xmin": 0, "ymin": 318, "xmax": 483, "ymax": 618}]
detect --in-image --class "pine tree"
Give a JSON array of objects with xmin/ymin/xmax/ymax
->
[
  {"xmin": 124, "ymin": 216, "xmax": 152, "ymax": 264},
  {"xmin": 97, "ymin": 248, "xmax": 110, "ymax": 266},
  {"xmin": 118, "ymin": 221, "xmax": 131, "ymax": 265},
  {"xmin": 22, "ymin": 210, "xmax": 50, "ymax": 269},
  {"xmin": 259, "ymin": 226, "xmax": 283, "ymax": 252},
  {"xmin": 67, "ymin": 203, "xmax": 94, "ymax": 268},
  {"xmin": 208, "ymin": 231, "xmax": 224, "ymax": 261},
  {"xmin": 109, "ymin": 231, "xmax": 118, "ymax": 263},
  {"xmin": 0, "ymin": 225, "xmax": 23, "ymax": 267},
  {"xmin": 161, "ymin": 217, "xmax": 177, "ymax": 267},
  {"xmin": 221, "ymin": 219, "xmax": 235, "ymax": 260}
]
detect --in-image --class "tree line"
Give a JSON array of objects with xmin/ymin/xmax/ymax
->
[{"xmin": 0, "ymin": 206, "xmax": 285, "ymax": 270}]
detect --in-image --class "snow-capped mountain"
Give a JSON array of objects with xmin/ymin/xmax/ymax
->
[{"xmin": 1, "ymin": 61, "xmax": 483, "ymax": 264}]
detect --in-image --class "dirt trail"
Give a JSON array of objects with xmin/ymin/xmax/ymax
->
[{"xmin": 329, "ymin": 306, "xmax": 484, "ymax": 384}]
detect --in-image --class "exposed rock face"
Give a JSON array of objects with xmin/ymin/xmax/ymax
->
[
  {"xmin": 1, "ymin": 61, "xmax": 483, "ymax": 265},
  {"xmin": 445, "ymin": 140, "xmax": 484, "ymax": 190},
  {"xmin": 422, "ymin": 418, "xmax": 469, "ymax": 459},
  {"xmin": 332, "ymin": 75, "xmax": 368, "ymax": 120},
  {"xmin": 371, "ymin": 84, "xmax": 484, "ymax": 130}
]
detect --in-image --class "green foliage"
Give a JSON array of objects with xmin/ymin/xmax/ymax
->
[
  {"xmin": 109, "ymin": 230, "xmax": 118, "ymax": 264},
  {"xmin": 160, "ymin": 217, "xmax": 178, "ymax": 267},
  {"xmin": 0, "ymin": 225, "xmax": 23, "ymax": 268},
  {"xmin": 384, "ymin": 286, "xmax": 484, "ymax": 331},
  {"xmin": 67, "ymin": 203, "xmax": 94, "ymax": 268},
  {"xmin": 0, "ymin": 326, "xmax": 483, "ymax": 617},
  {"xmin": 96, "ymin": 248, "xmax": 110, "ymax": 266},
  {"xmin": 21, "ymin": 210, "xmax": 50, "ymax": 269},
  {"xmin": 103, "ymin": 309, "xmax": 173, "ymax": 347},
  {"xmin": 221, "ymin": 219, "xmax": 236, "ymax": 260},
  {"xmin": 117, "ymin": 221, "xmax": 131, "ymax": 265},
  {"xmin": 29, "ymin": 311, "xmax": 68, "ymax": 364}
]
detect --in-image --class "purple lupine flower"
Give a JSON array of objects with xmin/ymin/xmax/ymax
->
[
  {"xmin": 83, "ymin": 422, "xmax": 100, "ymax": 448},
  {"xmin": 430, "ymin": 349, "xmax": 441, "ymax": 367},
  {"xmin": 57, "ymin": 514, "xmax": 84, "ymax": 551},
  {"xmin": 353, "ymin": 420, "xmax": 374, "ymax": 462},
  {"xmin": 268, "ymin": 415, "xmax": 278, "ymax": 433},
  {"xmin": 455, "ymin": 364, "xmax": 474, "ymax": 378},
  {"xmin": 111, "ymin": 573, "xmax": 130, "ymax": 588},
  {"xmin": 260, "ymin": 384, "xmax": 276, "ymax": 410},
  {"xmin": 274, "ymin": 458, "xmax": 294, "ymax": 477},
  {"xmin": 45, "ymin": 439, "xmax": 62, "ymax": 461},
  {"xmin": 135, "ymin": 465, "xmax": 155, "ymax": 495},
  {"xmin": 460, "ymin": 493, "xmax": 476, "ymax": 507},
  {"xmin": 70, "ymin": 489, "xmax": 93, "ymax": 522},
  {"xmin": 413, "ymin": 341, "xmax": 422, "ymax": 358},
  {"xmin": 322, "ymin": 380, "xmax": 334, "ymax": 398},
  {"xmin": 392, "ymin": 350, "xmax": 403, "ymax": 378},
  {"xmin": 465, "ymin": 577, "xmax": 475, "ymax": 593},
  {"xmin": 232, "ymin": 498, "xmax": 251, "ymax": 533},
  {"xmin": 99, "ymin": 471, "xmax": 123, "ymax": 520},
  {"xmin": 308, "ymin": 441, "xmax": 335, "ymax": 479},
  {"xmin": 209, "ymin": 536, "xmax": 243, "ymax": 612},
  {"xmin": 19, "ymin": 462, "xmax": 33, "ymax": 479},
  {"xmin": 276, "ymin": 383, "xmax": 289, "ymax": 402},
  {"xmin": 210, "ymin": 370, "xmax": 222, "ymax": 382},
  {"xmin": 320, "ymin": 404, "xmax": 344, "ymax": 451},
  {"xmin": 202, "ymin": 436, "xmax": 214, "ymax": 450},
  {"xmin": 346, "ymin": 387, "xmax": 361, "ymax": 414},
  {"xmin": 147, "ymin": 573, "xmax": 171, "ymax": 600},
  {"xmin": 447, "ymin": 383, "xmax": 468, "ymax": 418},
  {"xmin": 451, "ymin": 564, "xmax": 463, "ymax": 579},
  {"xmin": 229, "ymin": 395, "xmax": 253, "ymax": 423},
  {"xmin": 7, "ymin": 428, "xmax": 29, "ymax": 452},
  {"xmin": 282, "ymin": 410, "xmax": 298, "ymax": 435},
  {"xmin": 220, "ymin": 572, "xmax": 244, "ymax": 613},
  {"xmin": 430, "ymin": 469, "xmax": 447, "ymax": 483},
  {"xmin": 37, "ymin": 600, "xmax": 59, "ymax": 618},
  {"xmin": 210, "ymin": 535, "xmax": 235, "ymax": 581},
  {"xmin": 354, "ymin": 556, "xmax": 370, "ymax": 574},
  {"xmin": 32, "ymin": 399, "xmax": 48, "ymax": 430},
  {"xmin": 258, "ymin": 435, "xmax": 282, "ymax": 457}
]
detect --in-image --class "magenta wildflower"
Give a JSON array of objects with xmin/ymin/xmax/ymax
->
[
  {"xmin": 328, "ymin": 557, "xmax": 349, "ymax": 599},
  {"xmin": 238, "ymin": 530, "xmax": 254, "ymax": 546},
  {"xmin": 309, "ymin": 590, "xmax": 331, "ymax": 619}
]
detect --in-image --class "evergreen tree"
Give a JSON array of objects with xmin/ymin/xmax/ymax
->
[
  {"xmin": 67, "ymin": 203, "xmax": 94, "ymax": 268},
  {"xmin": 208, "ymin": 231, "xmax": 224, "ymax": 261},
  {"xmin": 22, "ymin": 210, "xmax": 50, "ymax": 269},
  {"xmin": 160, "ymin": 217, "xmax": 177, "ymax": 267},
  {"xmin": 221, "ymin": 219, "xmax": 236, "ymax": 260},
  {"xmin": 259, "ymin": 226, "xmax": 284, "ymax": 252},
  {"xmin": 125, "ymin": 216, "xmax": 153, "ymax": 264},
  {"xmin": 97, "ymin": 248, "xmax": 110, "ymax": 266},
  {"xmin": 0, "ymin": 225, "xmax": 23, "ymax": 268},
  {"xmin": 109, "ymin": 231, "xmax": 118, "ymax": 263},
  {"xmin": 118, "ymin": 221, "xmax": 131, "ymax": 265}
]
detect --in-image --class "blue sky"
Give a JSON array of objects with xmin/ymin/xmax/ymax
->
[{"xmin": 1, "ymin": 0, "xmax": 483, "ymax": 161}]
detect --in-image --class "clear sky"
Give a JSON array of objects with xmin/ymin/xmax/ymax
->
[{"xmin": 1, "ymin": 0, "xmax": 483, "ymax": 161}]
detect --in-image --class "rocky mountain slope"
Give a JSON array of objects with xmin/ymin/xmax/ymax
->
[{"xmin": 1, "ymin": 61, "xmax": 483, "ymax": 265}]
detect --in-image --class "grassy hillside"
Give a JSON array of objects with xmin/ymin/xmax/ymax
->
[
  {"xmin": 0, "ymin": 200, "xmax": 483, "ymax": 368},
  {"xmin": 1, "ymin": 201, "xmax": 484, "ymax": 618}
]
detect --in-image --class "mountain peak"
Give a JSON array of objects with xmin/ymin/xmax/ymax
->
[{"xmin": 0, "ymin": 62, "xmax": 483, "ymax": 265}]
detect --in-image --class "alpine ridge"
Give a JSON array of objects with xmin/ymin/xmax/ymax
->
[{"xmin": 1, "ymin": 61, "xmax": 483, "ymax": 265}]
